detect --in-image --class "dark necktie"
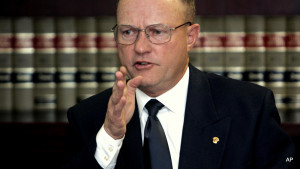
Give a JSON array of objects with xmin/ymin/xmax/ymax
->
[{"xmin": 143, "ymin": 99, "xmax": 173, "ymax": 169}]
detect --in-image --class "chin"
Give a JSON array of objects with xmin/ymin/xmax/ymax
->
[
  {"xmin": 139, "ymin": 78, "xmax": 157, "ymax": 88},
  {"xmin": 140, "ymin": 79, "xmax": 153, "ymax": 87}
]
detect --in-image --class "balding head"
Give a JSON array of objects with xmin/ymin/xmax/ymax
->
[{"xmin": 116, "ymin": 0, "xmax": 195, "ymax": 22}]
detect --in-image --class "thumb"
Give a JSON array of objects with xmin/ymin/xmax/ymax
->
[{"xmin": 127, "ymin": 76, "xmax": 143, "ymax": 95}]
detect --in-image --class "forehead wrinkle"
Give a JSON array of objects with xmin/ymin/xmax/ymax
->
[{"xmin": 117, "ymin": 0, "xmax": 186, "ymax": 27}]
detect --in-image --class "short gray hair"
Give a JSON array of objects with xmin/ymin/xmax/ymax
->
[{"xmin": 182, "ymin": 0, "xmax": 196, "ymax": 22}]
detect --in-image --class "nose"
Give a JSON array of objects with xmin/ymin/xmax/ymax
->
[{"xmin": 134, "ymin": 30, "xmax": 152, "ymax": 55}]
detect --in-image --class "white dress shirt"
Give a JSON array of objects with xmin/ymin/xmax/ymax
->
[{"xmin": 95, "ymin": 67, "xmax": 189, "ymax": 169}]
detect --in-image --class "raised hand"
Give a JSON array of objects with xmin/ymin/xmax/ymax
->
[{"xmin": 104, "ymin": 66, "xmax": 143, "ymax": 139}]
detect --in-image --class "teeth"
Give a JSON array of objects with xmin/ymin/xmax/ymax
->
[{"xmin": 139, "ymin": 62, "xmax": 148, "ymax": 65}]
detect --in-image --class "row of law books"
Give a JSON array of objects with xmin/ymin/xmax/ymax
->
[
  {"xmin": 0, "ymin": 15, "xmax": 299, "ymax": 123},
  {"xmin": 190, "ymin": 15, "xmax": 300, "ymax": 123},
  {"xmin": 0, "ymin": 16, "xmax": 119, "ymax": 122}
]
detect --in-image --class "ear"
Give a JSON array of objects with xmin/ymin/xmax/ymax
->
[{"xmin": 187, "ymin": 23, "xmax": 200, "ymax": 52}]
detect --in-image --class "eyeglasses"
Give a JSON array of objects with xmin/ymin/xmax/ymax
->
[{"xmin": 111, "ymin": 22, "xmax": 192, "ymax": 45}]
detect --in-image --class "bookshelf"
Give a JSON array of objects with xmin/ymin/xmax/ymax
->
[{"xmin": 0, "ymin": 0, "xmax": 299, "ymax": 168}]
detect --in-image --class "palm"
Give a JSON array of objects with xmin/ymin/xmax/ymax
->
[{"xmin": 104, "ymin": 66, "xmax": 143, "ymax": 139}]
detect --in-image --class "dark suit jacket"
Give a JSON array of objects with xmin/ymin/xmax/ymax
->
[{"xmin": 62, "ymin": 65, "xmax": 294, "ymax": 169}]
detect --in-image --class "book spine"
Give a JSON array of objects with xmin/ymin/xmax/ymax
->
[
  {"xmin": 224, "ymin": 15, "xmax": 245, "ymax": 80},
  {"xmin": 188, "ymin": 16, "xmax": 203, "ymax": 70},
  {"xmin": 244, "ymin": 15, "xmax": 266, "ymax": 86},
  {"xmin": 201, "ymin": 16, "xmax": 224, "ymax": 76},
  {"xmin": 33, "ymin": 17, "xmax": 56, "ymax": 122},
  {"xmin": 55, "ymin": 17, "xmax": 77, "ymax": 122},
  {"xmin": 0, "ymin": 17, "xmax": 13, "ymax": 122},
  {"xmin": 264, "ymin": 16, "xmax": 287, "ymax": 121},
  {"xmin": 285, "ymin": 15, "xmax": 300, "ymax": 123},
  {"xmin": 12, "ymin": 17, "xmax": 34, "ymax": 122},
  {"xmin": 96, "ymin": 16, "xmax": 119, "ymax": 92},
  {"xmin": 76, "ymin": 17, "xmax": 98, "ymax": 101}
]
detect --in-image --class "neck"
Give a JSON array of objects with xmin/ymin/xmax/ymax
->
[{"xmin": 139, "ymin": 63, "xmax": 189, "ymax": 98}]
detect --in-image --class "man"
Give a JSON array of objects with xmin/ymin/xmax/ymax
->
[{"xmin": 62, "ymin": 0, "xmax": 295, "ymax": 168}]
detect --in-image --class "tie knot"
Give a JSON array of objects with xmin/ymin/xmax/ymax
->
[{"xmin": 145, "ymin": 99, "xmax": 164, "ymax": 117}]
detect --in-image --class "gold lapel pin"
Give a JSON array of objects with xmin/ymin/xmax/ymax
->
[{"xmin": 213, "ymin": 137, "xmax": 220, "ymax": 144}]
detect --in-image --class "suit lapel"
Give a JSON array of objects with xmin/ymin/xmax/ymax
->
[{"xmin": 179, "ymin": 65, "xmax": 232, "ymax": 169}]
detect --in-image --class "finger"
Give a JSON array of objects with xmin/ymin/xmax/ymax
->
[
  {"xmin": 111, "ymin": 71, "xmax": 126, "ymax": 104},
  {"xmin": 127, "ymin": 76, "xmax": 143, "ymax": 96},
  {"xmin": 113, "ymin": 96, "xmax": 127, "ymax": 117},
  {"xmin": 119, "ymin": 66, "xmax": 127, "ymax": 79},
  {"xmin": 111, "ymin": 80, "xmax": 125, "ymax": 105},
  {"xmin": 115, "ymin": 70, "xmax": 125, "ymax": 82},
  {"xmin": 113, "ymin": 67, "xmax": 127, "ymax": 92}
]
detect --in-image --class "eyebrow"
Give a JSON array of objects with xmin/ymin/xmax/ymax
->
[{"xmin": 118, "ymin": 23, "xmax": 167, "ymax": 27}]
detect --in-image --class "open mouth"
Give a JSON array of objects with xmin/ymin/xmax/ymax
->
[
  {"xmin": 136, "ymin": 62, "xmax": 149, "ymax": 65},
  {"xmin": 134, "ymin": 61, "xmax": 153, "ymax": 70}
]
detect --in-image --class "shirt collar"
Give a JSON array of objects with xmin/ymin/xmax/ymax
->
[{"xmin": 136, "ymin": 66, "xmax": 189, "ymax": 115}]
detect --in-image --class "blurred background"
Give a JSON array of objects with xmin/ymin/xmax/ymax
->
[{"xmin": 0, "ymin": 0, "xmax": 299, "ymax": 168}]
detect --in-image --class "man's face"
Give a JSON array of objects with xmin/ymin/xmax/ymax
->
[{"xmin": 117, "ymin": 0, "xmax": 192, "ymax": 97}]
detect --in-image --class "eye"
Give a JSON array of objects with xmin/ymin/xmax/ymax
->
[
  {"xmin": 153, "ymin": 29, "xmax": 162, "ymax": 35},
  {"xmin": 118, "ymin": 26, "xmax": 137, "ymax": 37},
  {"xmin": 123, "ymin": 30, "xmax": 133, "ymax": 35},
  {"xmin": 149, "ymin": 28, "xmax": 164, "ymax": 35},
  {"xmin": 122, "ymin": 30, "xmax": 133, "ymax": 36}
]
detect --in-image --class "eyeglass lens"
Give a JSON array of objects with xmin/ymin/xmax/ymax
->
[{"xmin": 116, "ymin": 24, "xmax": 171, "ymax": 45}]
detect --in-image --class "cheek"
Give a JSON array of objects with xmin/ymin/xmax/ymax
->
[
  {"xmin": 118, "ymin": 47, "xmax": 132, "ymax": 65},
  {"xmin": 170, "ymin": 33, "xmax": 187, "ymax": 53},
  {"xmin": 164, "ymin": 41, "xmax": 187, "ymax": 62}
]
